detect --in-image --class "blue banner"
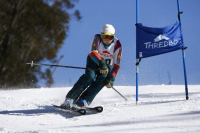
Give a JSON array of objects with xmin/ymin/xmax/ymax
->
[{"xmin": 136, "ymin": 21, "xmax": 185, "ymax": 59}]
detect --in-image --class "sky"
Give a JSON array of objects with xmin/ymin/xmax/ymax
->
[{"xmin": 40, "ymin": 0, "xmax": 200, "ymax": 87}]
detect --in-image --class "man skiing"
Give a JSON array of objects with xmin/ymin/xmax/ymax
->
[{"xmin": 61, "ymin": 24, "xmax": 122, "ymax": 108}]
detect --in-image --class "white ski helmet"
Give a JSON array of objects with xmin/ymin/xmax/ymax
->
[{"xmin": 101, "ymin": 24, "xmax": 115, "ymax": 35}]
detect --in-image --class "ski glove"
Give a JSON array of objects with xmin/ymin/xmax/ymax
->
[
  {"xmin": 98, "ymin": 59, "xmax": 109, "ymax": 75},
  {"xmin": 104, "ymin": 75, "xmax": 115, "ymax": 88}
]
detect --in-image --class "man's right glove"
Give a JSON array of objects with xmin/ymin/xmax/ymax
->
[
  {"xmin": 98, "ymin": 59, "xmax": 109, "ymax": 75},
  {"xmin": 104, "ymin": 75, "xmax": 115, "ymax": 88}
]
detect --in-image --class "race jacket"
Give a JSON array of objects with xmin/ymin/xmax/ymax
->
[{"xmin": 89, "ymin": 34, "xmax": 122, "ymax": 77}]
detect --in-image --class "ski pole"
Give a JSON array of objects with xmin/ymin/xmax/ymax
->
[
  {"xmin": 26, "ymin": 61, "xmax": 98, "ymax": 70},
  {"xmin": 112, "ymin": 87, "xmax": 127, "ymax": 101}
]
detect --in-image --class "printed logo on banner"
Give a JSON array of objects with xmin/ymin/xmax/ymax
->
[
  {"xmin": 144, "ymin": 34, "xmax": 178, "ymax": 49},
  {"xmin": 154, "ymin": 34, "xmax": 170, "ymax": 42},
  {"xmin": 139, "ymin": 52, "xmax": 143, "ymax": 57}
]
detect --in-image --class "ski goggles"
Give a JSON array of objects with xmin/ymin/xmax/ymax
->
[{"xmin": 101, "ymin": 33, "xmax": 115, "ymax": 41}]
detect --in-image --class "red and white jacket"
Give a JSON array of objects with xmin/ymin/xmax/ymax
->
[{"xmin": 89, "ymin": 34, "xmax": 122, "ymax": 77}]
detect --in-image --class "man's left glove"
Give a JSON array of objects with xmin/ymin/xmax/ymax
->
[{"xmin": 104, "ymin": 75, "xmax": 115, "ymax": 88}]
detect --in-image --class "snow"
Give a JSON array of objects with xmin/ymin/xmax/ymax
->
[{"xmin": 0, "ymin": 85, "xmax": 200, "ymax": 133}]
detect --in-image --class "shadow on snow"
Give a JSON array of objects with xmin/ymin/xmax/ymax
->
[{"xmin": 0, "ymin": 106, "xmax": 80, "ymax": 118}]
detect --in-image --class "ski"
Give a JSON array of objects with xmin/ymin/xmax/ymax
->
[
  {"xmin": 84, "ymin": 106, "xmax": 103, "ymax": 113},
  {"xmin": 52, "ymin": 105, "xmax": 86, "ymax": 115}
]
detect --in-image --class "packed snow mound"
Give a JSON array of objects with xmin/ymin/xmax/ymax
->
[{"xmin": 0, "ymin": 85, "xmax": 200, "ymax": 133}]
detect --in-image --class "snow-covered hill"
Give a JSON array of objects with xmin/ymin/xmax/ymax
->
[{"xmin": 0, "ymin": 85, "xmax": 200, "ymax": 133}]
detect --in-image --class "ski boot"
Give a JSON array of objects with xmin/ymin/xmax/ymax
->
[
  {"xmin": 61, "ymin": 98, "xmax": 74, "ymax": 109},
  {"xmin": 75, "ymin": 98, "xmax": 89, "ymax": 108}
]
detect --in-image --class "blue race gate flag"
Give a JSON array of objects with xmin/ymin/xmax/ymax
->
[{"xmin": 136, "ymin": 21, "xmax": 185, "ymax": 59}]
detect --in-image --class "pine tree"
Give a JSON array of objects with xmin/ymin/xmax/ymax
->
[{"xmin": 0, "ymin": 0, "xmax": 81, "ymax": 89}]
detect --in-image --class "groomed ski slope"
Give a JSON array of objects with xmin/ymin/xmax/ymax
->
[{"xmin": 0, "ymin": 85, "xmax": 200, "ymax": 133}]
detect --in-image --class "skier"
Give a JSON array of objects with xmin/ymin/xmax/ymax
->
[{"xmin": 61, "ymin": 24, "xmax": 123, "ymax": 108}]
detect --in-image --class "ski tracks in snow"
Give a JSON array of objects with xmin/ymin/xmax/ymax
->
[{"xmin": 0, "ymin": 85, "xmax": 200, "ymax": 133}]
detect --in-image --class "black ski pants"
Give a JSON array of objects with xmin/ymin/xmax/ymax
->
[{"xmin": 66, "ymin": 55, "xmax": 107, "ymax": 105}]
